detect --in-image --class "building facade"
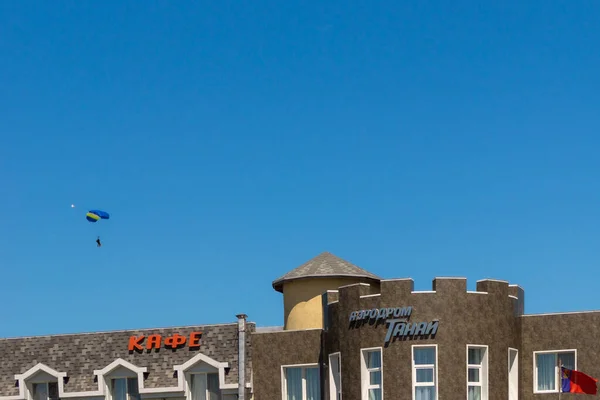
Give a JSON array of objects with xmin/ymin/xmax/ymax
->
[
  {"xmin": 2, "ymin": 252, "xmax": 600, "ymax": 400},
  {"xmin": 252, "ymin": 252, "xmax": 600, "ymax": 400},
  {"xmin": 0, "ymin": 319, "xmax": 253, "ymax": 400}
]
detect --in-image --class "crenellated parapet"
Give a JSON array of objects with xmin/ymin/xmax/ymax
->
[
  {"xmin": 509, "ymin": 283, "xmax": 525, "ymax": 315},
  {"xmin": 326, "ymin": 276, "xmax": 525, "ymax": 345},
  {"xmin": 323, "ymin": 290, "xmax": 339, "ymax": 305},
  {"xmin": 432, "ymin": 276, "xmax": 467, "ymax": 293},
  {"xmin": 475, "ymin": 278, "xmax": 509, "ymax": 296},
  {"xmin": 334, "ymin": 277, "xmax": 523, "ymax": 304},
  {"xmin": 337, "ymin": 282, "xmax": 376, "ymax": 305}
]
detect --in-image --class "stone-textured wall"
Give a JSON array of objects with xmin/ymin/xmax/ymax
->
[
  {"xmin": 251, "ymin": 329, "xmax": 322, "ymax": 400},
  {"xmin": 0, "ymin": 322, "xmax": 255, "ymax": 396},
  {"xmin": 520, "ymin": 312, "xmax": 600, "ymax": 399},
  {"xmin": 324, "ymin": 278, "xmax": 522, "ymax": 400}
]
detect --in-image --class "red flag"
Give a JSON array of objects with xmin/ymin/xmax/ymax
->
[{"xmin": 562, "ymin": 367, "xmax": 598, "ymax": 394}]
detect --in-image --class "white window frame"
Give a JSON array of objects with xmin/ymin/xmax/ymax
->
[
  {"xmin": 466, "ymin": 344, "xmax": 488, "ymax": 400},
  {"xmin": 360, "ymin": 347, "xmax": 383, "ymax": 400},
  {"xmin": 411, "ymin": 344, "xmax": 438, "ymax": 400},
  {"xmin": 533, "ymin": 349, "xmax": 577, "ymax": 394},
  {"xmin": 508, "ymin": 348, "xmax": 518, "ymax": 400},
  {"xmin": 329, "ymin": 352, "xmax": 342, "ymax": 400},
  {"xmin": 281, "ymin": 363, "xmax": 320, "ymax": 400}
]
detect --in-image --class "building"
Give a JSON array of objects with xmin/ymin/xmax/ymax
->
[
  {"xmin": 253, "ymin": 252, "xmax": 600, "ymax": 400},
  {"xmin": 2, "ymin": 252, "xmax": 600, "ymax": 400},
  {"xmin": 0, "ymin": 319, "xmax": 255, "ymax": 400}
]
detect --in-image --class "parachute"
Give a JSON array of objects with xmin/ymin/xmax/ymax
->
[
  {"xmin": 86, "ymin": 210, "xmax": 110, "ymax": 223},
  {"xmin": 85, "ymin": 209, "xmax": 110, "ymax": 247}
]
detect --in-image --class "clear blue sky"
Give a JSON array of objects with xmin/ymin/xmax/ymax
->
[{"xmin": 1, "ymin": 1, "xmax": 599, "ymax": 338}]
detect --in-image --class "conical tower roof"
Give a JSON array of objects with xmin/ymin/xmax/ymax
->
[{"xmin": 272, "ymin": 251, "xmax": 381, "ymax": 293}]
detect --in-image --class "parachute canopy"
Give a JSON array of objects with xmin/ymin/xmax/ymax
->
[{"xmin": 86, "ymin": 209, "xmax": 110, "ymax": 223}]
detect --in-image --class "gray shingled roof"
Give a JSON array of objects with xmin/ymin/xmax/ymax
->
[
  {"xmin": 272, "ymin": 252, "xmax": 381, "ymax": 292},
  {"xmin": 0, "ymin": 322, "xmax": 254, "ymax": 396}
]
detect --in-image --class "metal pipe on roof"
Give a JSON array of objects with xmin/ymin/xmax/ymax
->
[{"xmin": 236, "ymin": 314, "xmax": 247, "ymax": 400}]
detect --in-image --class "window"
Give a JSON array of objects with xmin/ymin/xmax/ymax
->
[
  {"xmin": 361, "ymin": 348, "xmax": 382, "ymax": 400},
  {"xmin": 534, "ymin": 350, "xmax": 576, "ymax": 393},
  {"xmin": 412, "ymin": 345, "xmax": 437, "ymax": 400},
  {"xmin": 467, "ymin": 345, "xmax": 488, "ymax": 400},
  {"xmin": 32, "ymin": 382, "xmax": 59, "ymax": 400},
  {"xmin": 282, "ymin": 365, "xmax": 320, "ymax": 400},
  {"xmin": 111, "ymin": 378, "xmax": 139, "ymax": 400},
  {"xmin": 329, "ymin": 353, "xmax": 342, "ymax": 400},
  {"xmin": 190, "ymin": 373, "xmax": 221, "ymax": 400}
]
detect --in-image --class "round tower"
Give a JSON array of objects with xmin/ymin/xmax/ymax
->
[{"xmin": 272, "ymin": 252, "xmax": 381, "ymax": 330}]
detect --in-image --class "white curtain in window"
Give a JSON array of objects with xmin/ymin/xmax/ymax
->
[
  {"xmin": 112, "ymin": 379, "xmax": 127, "ymax": 400},
  {"xmin": 207, "ymin": 373, "xmax": 221, "ymax": 400},
  {"xmin": 306, "ymin": 368, "xmax": 320, "ymax": 400},
  {"xmin": 468, "ymin": 348, "xmax": 484, "ymax": 365},
  {"xmin": 414, "ymin": 348, "xmax": 436, "ymax": 400},
  {"xmin": 33, "ymin": 384, "xmax": 48, "ymax": 400},
  {"xmin": 367, "ymin": 351, "xmax": 381, "ymax": 369},
  {"xmin": 467, "ymin": 368, "xmax": 479, "ymax": 382},
  {"xmin": 536, "ymin": 353, "xmax": 555, "ymax": 391},
  {"xmin": 192, "ymin": 374, "xmax": 208, "ymax": 400},
  {"xmin": 365, "ymin": 351, "xmax": 382, "ymax": 400},
  {"xmin": 559, "ymin": 353, "xmax": 575, "ymax": 369},
  {"xmin": 370, "ymin": 370, "xmax": 382, "ymax": 385},
  {"xmin": 467, "ymin": 386, "xmax": 481, "ymax": 400},
  {"xmin": 415, "ymin": 387, "xmax": 435, "ymax": 400},
  {"xmin": 285, "ymin": 368, "xmax": 302, "ymax": 400},
  {"xmin": 414, "ymin": 348, "xmax": 435, "ymax": 365},
  {"xmin": 127, "ymin": 378, "xmax": 140, "ymax": 400},
  {"xmin": 368, "ymin": 388, "xmax": 382, "ymax": 400},
  {"xmin": 416, "ymin": 369, "xmax": 433, "ymax": 383}
]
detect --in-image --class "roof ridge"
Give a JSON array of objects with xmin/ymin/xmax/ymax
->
[{"xmin": 0, "ymin": 321, "xmax": 251, "ymax": 341}]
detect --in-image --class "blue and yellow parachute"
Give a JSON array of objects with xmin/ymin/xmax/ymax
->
[{"xmin": 86, "ymin": 209, "xmax": 110, "ymax": 223}]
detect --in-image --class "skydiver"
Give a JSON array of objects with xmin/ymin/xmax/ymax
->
[{"xmin": 96, "ymin": 236, "xmax": 102, "ymax": 247}]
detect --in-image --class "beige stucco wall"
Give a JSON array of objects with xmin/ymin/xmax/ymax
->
[{"xmin": 282, "ymin": 277, "xmax": 379, "ymax": 330}]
